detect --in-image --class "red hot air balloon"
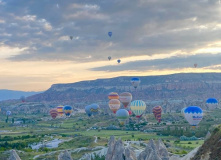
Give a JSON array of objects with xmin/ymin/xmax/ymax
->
[
  {"xmin": 127, "ymin": 109, "xmax": 132, "ymax": 115},
  {"xmin": 50, "ymin": 109, "xmax": 58, "ymax": 119},
  {"xmin": 152, "ymin": 106, "xmax": 162, "ymax": 123}
]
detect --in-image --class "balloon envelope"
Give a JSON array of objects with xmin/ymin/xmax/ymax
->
[
  {"xmin": 194, "ymin": 64, "xmax": 197, "ymax": 68},
  {"xmin": 85, "ymin": 104, "xmax": 99, "ymax": 117},
  {"xmin": 85, "ymin": 105, "xmax": 92, "ymax": 117},
  {"xmin": 108, "ymin": 56, "xmax": 111, "ymax": 60},
  {"xmin": 63, "ymin": 105, "xmax": 72, "ymax": 117},
  {"xmin": 108, "ymin": 32, "xmax": 112, "ymax": 37},
  {"xmin": 130, "ymin": 100, "xmax": 146, "ymax": 118},
  {"xmin": 117, "ymin": 59, "xmax": 121, "ymax": 63},
  {"xmin": 131, "ymin": 77, "xmax": 141, "ymax": 89},
  {"xmin": 50, "ymin": 109, "xmax": 58, "ymax": 119},
  {"xmin": 109, "ymin": 99, "xmax": 121, "ymax": 113},
  {"xmin": 20, "ymin": 96, "xmax": 26, "ymax": 102},
  {"xmin": 108, "ymin": 92, "xmax": 119, "ymax": 100},
  {"xmin": 184, "ymin": 106, "xmax": 203, "ymax": 127},
  {"xmin": 152, "ymin": 106, "xmax": 162, "ymax": 123},
  {"xmin": 6, "ymin": 111, "xmax": 11, "ymax": 116},
  {"xmin": 119, "ymin": 92, "xmax": 132, "ymax": 108},
  {"xmin": 116, "ymin": 109, "xmax": 129, "ymax": 125},
  {"xmin": 70, "ymin": 36, "xmax": 73, "ymax": 40},
  {"xmin": 57, "ymin": 105, "xmax": 64, "ymax": 116},
  {"xmin": 206, "ymin": 98, "xmax": 218, "ymax": 110}
]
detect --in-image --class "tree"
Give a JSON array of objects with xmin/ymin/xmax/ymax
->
[{"xmin": 12, "ymin": 118, "xmax": 14, "ymax": 124}]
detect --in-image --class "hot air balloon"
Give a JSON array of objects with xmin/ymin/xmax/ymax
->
[
  {"xmin": 85, "ymin": 105, "xmax": 92, "ymax": 117},
  {"xmin": 90, "ymin": 104, "xmax": 99, "ymax": 116},
  {"xmin": 181, "ymin": 107, "xmax": 186, "ymax": 117},
  {"xmin": 152, "ymin": 106, "xmax": 162, "ymax": 123},
  {"xmin": 70, "ymin": 36, "xmax": 73, "ymax": 40},
  {"xmin": 50, "ymin": 109, "xmax": 58, "ymax": 119},
  {"xmin": 116, "ymin": 109, "xmax": 129, "ymax": 125},
  {"xmin": 131, "ymin": 78, "xmax": 141, "ymax": 89},
  {"xmin": 130, "ymin": 100, "xmax": 146, "ymax": 118},
  {"xmin": 109, "ymin": 99, "xmax": 121, "ymax": 114},
  {"xmin": 108, "ymin": 92, "xmax": 119, "ymax": 100},
  {"xmin": 127, "ymin": 109, "xmax": 132, "ymax": 115},
  {"xmin": 194, "ymin": 64, "xmax": 197, "ymax": 68},
  {"xmin": 108, "ymin": 32, "xmax": 112, "ymax": 37},
  {"xmin": 206, "ymin": 98, "xmax": 218, "ymax": 110},
  {"xmin": 57, "ymin": 105, "xmax": 64, "ymax": 117},
  {"xmin": 20, "ymin": 96, "xmax": 26, "ymax": 102},
  {"xmin": 63, "ymin": 105, "xmax": 72, "ymax": 117},
  {"xmin": 6, "ymin": 111, "xmax": 11, "ymax": 116},
  {"xmin": 108, "ymin": 56, "xmax": 111, "ymax": 61},
  {"xmin": 117, "ymin": 59, "xmax": 121, "ymax": 63},
  {"xmin": 119, "ymin": 92, "xmax": 132, "ymax": 108},
  {"xmin": 184, "ymin": 106, "xmax": 203, "ymax": 128}
]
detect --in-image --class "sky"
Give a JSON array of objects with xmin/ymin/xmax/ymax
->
[{"xmin": 0, "ymin": 0, "xmax": 221, "ymax": 91}]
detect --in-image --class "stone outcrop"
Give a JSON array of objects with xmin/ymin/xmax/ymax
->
[
  {"xmin": 138, "ymin": 139, "xmax": 169, "ymax": 160},
  {"xmin": 105, "ymin": 136, "xmax": 137, "ymax": 160},
  {"xmin": 58, "ymin": 150, "xmax": 73, "ymax": 160},
  {"xmin": 205, "ymin": 131, "xmax": 211, "ymax": 140},
  {"xmin": 8, "ymin": 150, "xmax": 21, "ymax": 160}
]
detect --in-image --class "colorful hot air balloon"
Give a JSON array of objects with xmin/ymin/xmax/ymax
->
[
  {"xmin": 194, "ymin": 63, "xmax": 197, "ymax": 68},
  {"xmin": 108, "ymin": 32, "xmax": 112, "ymax": 37},
  {"xmin": 108, "ymin": 92, "xmax": 119, "ymax": 100},
  {"xmin": 20, "ymin": 96, "xmax": 26, "ymax": 102},
  {"xmin": 6, "ymin": 111, "xmax": 11, "ymax": 116},
  {"xmin": 50, "ymin": 109, "xmax": 58, "ymax": 119},
  {"xmin": 57, "ymin": 105, "xmax": 64, "ymax": 117},
  {"xmin": 63, "ymin": 105, "xmax": 72, "ymax": 117},
  {"xmin": 130, "ymin": 100, "xmax": 146, "ymax": 118},
  {"xmin": 70, "ymin": 36, "xmax": 73, "ymax": 40},
  {"xmin": 116, "ymin": 109, "xmax": 129, "ymax": 125},
  {"xmin": 152, "ymin": 106, "xmax": 162, "ymax": 123},
  {"xmin": 206, "ymin": 98, "xmax": 218, "ymax": 110},
  {"xmin": 117, "ymin": 59, "xmax": 121, "ymax": 63},
  {"xmin": 127, "ymin": 109, "xmax": 132, "ymax": 115},
  {"xmin": 181, "ymin": 107, "xmax": 186, "ymax": 117},
  {"xmin": 90, "ymin": 104, "xmax": 99, "ymax": 116},
  {"xmin": 184, "ymin": 106, "xmax": 203, "ymax": 128},
  {"xmin": 131, "ymin": 78, "xmax": 141, "ymax": 89},
  {"xmin": 108, "ymin": 56, "xmax": 111, "ymax": 61},
  {"xmin": 119, "ymin": 92, "xmax": 132, "ymax": 108},
  {"xmin": 109, "ymin": 99, "xmax": 121, "ymax": 114}
]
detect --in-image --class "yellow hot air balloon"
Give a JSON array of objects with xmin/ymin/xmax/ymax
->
[
  {"xmin": 109, "ymin": 99, "xmax": 121, "ymax": 114},
  {"xmin": 119, "ymin": 92, "xmax": 132, "ymax": 108},
  {"xmin": 130, "ymin": 100, "xmax": 146, "ymax": 118},
  {"xmin": 57, "ymin": 105, "xmax": 64, "ymax": 117}
]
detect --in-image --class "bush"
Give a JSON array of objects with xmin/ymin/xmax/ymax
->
[{"xmin": 188, "ymin": 142, "xmax": 192, "ymax": 144}]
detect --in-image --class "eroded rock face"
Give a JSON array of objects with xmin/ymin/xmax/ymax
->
[
  {"xmin": 58, "ymin": 150, "xmax": 73, "ymax": 160},
  {"xmin": 105, "ymin": 136, "xmax": 137, "ymax": 160},
  {"xmin": 8, "ymin": 150, "xmax": 21, "ymax": 160}
]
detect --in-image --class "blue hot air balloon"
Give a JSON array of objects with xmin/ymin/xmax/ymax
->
[
  {"xmin": 6, "ymin": 111, "xmax": 11, "ymax": 116},
  {"xmin": 117, "ymin": 59, "xmax": 121, "ymax": 63},
  {"xmin": 131, "ymin": 77, "xmax": 141, "ymax": 89},
  {"xmin": 63, "ymin": 105, "xmax": 72, "ymax": 117},
  {"xmin": 90, "ymin": 104, "xmax": 99, "ymax": 116},
  {"xmin": 108, "ymin": 32, "xmax": 112, "ymax": 37},
  {"xmin": 206, "ymin": 98, "xmax": 218, "ymax": 110},
  {"xmin": 85, "ymin": 105, "xmax": 92, "ymax": 117},
  {"xmin": 184, "ymin": 106, "xmax": 203, "ymax": 128},
  {"xmin": 116, "ymin": 109, "xmax": 129, "ymax": 125}
]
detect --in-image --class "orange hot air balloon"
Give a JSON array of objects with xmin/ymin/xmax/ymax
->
[
  {"xmin": 108, "ymin": 92, "xmax": 119, "ymax": 100},
  {"xmin": 57, "ymin": 105, "xmax": 64, "ymax": 117},
  {"xmin": 119, "ymin": 92, "xmax": 132, "ymax": 108},
  {"xmin": 152, "ymin": 106, "xmax": 162, "ymax": 123},
  {"xmin": 109, "ymin": 99, "xmax": 121, "ymax": 113},
  {"xmin": 50, "ymin": 109, "xmax": 58, "ymax": 119}
]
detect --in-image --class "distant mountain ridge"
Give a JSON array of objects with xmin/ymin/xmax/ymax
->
[
  {"xmin": 27, "ymin": 73, "xmax": 221, "ymax": 107},
  {"xmin": 0, "ymin": 89, "xmax": 42, "ymax": 101}
]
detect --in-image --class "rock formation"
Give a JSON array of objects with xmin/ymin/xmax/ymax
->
[
  {"xmin": 8, "ymin": 150, "xmax": 21, "ymax": 160},
  {"xmin": 58, "ymin": 150, "xmax": 73, "ymax": 160},
  {"xmin": 138, "ymin": 139, "xmax": 169, "ymax": 160},
  {"xmin": 105, "ymin": 136, "xmax": 137, "ymax": 160},
  {"xmin": 205, "ymin": 131, "xmax": 211, "ymax": 140}
]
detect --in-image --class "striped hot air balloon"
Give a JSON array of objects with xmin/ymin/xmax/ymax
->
[
  {"xmin": 109, "ymin": 99, "xmax": 121, "ymax": 114},
  {"xmin": 108, "ymin": 92, "xmax": 119, "ymax": 100},
  {"xmin": 50, "ymin": 109, "xmax": 58, "ymax": 119},
  {"xmin": 152, "ymin": 106, "xmax": 162, "ymax": 123},
  {"xmin": 130, "ymin": 100, "xmax": 146, "ymax": 118},
  {"xmin": 119, "ymin": 92, "xmax": 132, "ymax": 108},
  {"xmin": 63, "ymin": 105, "xmax": 72, "ymax": 117},
  {"xmin": 116, "ymin": 109, "xmax": 129, "ymax": 125},
  {"xmin": 57, "ymin": 105, "xmax": 64, "ymax": 117}
]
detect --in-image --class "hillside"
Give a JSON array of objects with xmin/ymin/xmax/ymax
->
[
  {"xmin": 0, "ymin": 89, "xmax": 42, "ymax": 101},
  {"xmin": 27, "ymin": 73, "xmax": 221, "ymax": 106},
  {"xmin": 192, "ymin": 125, "xmax": 221, "ymax": 160}
]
